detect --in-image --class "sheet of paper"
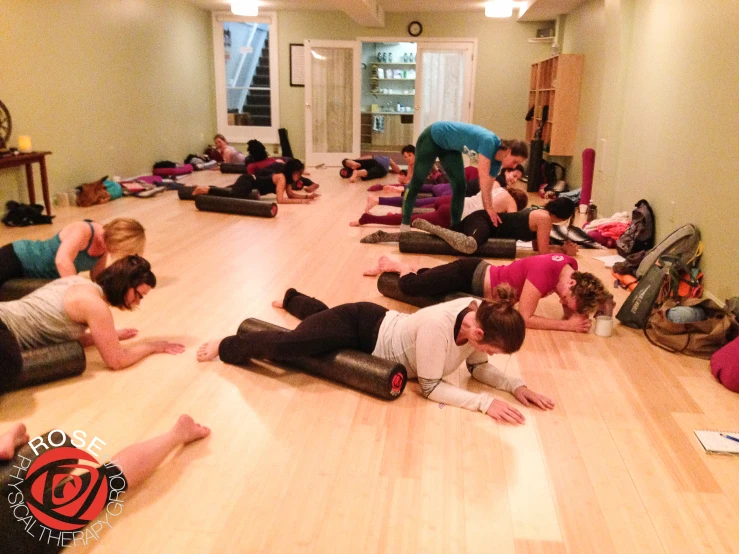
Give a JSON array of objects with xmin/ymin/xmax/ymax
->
[
  {"xmin": 694, "ymin": 430, "xmax": 739, "ymax": 454},
  {"xmin": 593, "ymin": 254, "xmax": 625, "ymax": 268}
]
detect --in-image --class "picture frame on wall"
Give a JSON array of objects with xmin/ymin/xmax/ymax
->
[{"xmin": 290, "ymin": 43, "xmax": 305, "ymax": 87}]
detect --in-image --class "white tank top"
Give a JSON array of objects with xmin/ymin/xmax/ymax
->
[
  {"xmin": 462, "ymin": 187, "xmax": 505, "ymax": 219},
  {"xmin": 0, "ymin": 276, "xmax": 102, "ymax": 350}
]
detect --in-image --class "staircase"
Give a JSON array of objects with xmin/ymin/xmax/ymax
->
[{"xmin": 241, "ymin": 40, "xmax": 271, "ymax": 127}]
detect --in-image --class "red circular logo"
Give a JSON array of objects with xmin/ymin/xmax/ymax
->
[
  {"xmin": 25, "ymin": 447, "xmax": 108, "ymax": 531},
  {"xmin": 391, "ymin": 373, "xmax": 404, "ymax": 395}
]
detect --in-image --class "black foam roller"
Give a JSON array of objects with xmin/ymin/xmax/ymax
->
[
  {"xmin": 8, "ymin": 342, "xmax": 87, "ymax": 391},
  {"xmin": 398, "ymin": 232, "xmax": 516, "ymax": 258},
  {"xmin": 0, "ymin": 279, "xmax": 52, "ymax": 301},
  {"xmin": 236, "ymin": 318, "xmax": 407, "ymax": 400},
  {"xmin": 178, "ymin": 186, "xmax": 196, "ymax": 200},
  {"xmin": 220, "ymin": 163, "xmax": 247, "ymax": 174},
  {"xmin": 195, "ymin": 195, "xmax": 277, "ymax": 218},
  {"xmin": 179, "ymin": 186, "xmax": 258, "ymax": 201},
  {"xmin": 376, "ymin": 272, "xmax": 472, "ymax": 308}
]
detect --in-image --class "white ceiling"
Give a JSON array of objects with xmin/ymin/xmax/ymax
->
[{"xmin": 192, "ymin": 0, "xmax": 588, "ymax": 22}]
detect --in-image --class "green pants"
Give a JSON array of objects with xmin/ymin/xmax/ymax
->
[{"xmin": 401, "ymin": 127, "xmax": 466, "ymax": 226}]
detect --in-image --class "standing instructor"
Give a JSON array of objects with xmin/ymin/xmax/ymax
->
[{"xmin": 401, "ymin": 121, "xmax": 528, "ymax": 228}]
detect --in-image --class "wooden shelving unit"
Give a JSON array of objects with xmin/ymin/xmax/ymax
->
[{"xmin": 526, "ymin": 54, "xmax": 584, "ymax": 157}]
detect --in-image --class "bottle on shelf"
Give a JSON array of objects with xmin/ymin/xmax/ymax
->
[{"xmin": 388, "ymin": 52, "xmax": 392, "ymax": 63}]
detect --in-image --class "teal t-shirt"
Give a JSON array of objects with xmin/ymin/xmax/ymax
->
[
  {"xmin": 429, "ymin": 121, "xmax": 502, "ymax": 177},
  {"xmin": 12, "ymin": 221, "xmax": 102, "ymax": 278}
]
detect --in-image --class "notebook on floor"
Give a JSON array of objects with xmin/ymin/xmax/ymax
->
[{"xmin": 694, "ymin": 430, "xmax": 739, "ymax": 455}]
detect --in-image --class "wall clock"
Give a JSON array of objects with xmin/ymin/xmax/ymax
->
[{"xmin": 408, "ymin": 21, "xmax": 423, "ymax": 37}]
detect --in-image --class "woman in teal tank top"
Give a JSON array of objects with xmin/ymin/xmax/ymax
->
[{"xmin": 0, "ymin": 218, "xmax": 145, "ymax": 286}]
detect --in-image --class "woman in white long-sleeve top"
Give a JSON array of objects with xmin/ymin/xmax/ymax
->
[{"xmin": 197, "ymin": 285, "xmax": 554, "ymax": 424}]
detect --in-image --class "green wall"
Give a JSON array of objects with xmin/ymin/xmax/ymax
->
[
  {"xmin": 274, "ymin": 11, "xmax": 552, "ymax": 160},
  {"xmin": 562, "ymin": 0, "xmax": 739, "ymax": 300},
  {"xmin": 0, "ymin": 0, "xmax": 216, "ymax": 206}
]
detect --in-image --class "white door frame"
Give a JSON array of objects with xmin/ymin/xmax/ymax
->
[
  {"xmin": 413, "ymin": 41, "xmax": 476, "ymax": 140},
  {"xmin": 304, "ymin": 39, "xmax": 361, "ymax": 167}
]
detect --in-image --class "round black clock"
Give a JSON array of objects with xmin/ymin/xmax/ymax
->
[{"xmin": 407, "ymin": 21, "xmax": 423, "ymax": 37}]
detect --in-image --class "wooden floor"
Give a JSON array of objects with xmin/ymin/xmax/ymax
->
[{"xmin": 1, "ymin": 169, "xmax": 738, "ymax": 554}]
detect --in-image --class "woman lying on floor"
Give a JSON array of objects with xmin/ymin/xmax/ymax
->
[
  {"xmin": 0, "ymin": 256, "xmax": 184, "ymax": 390},
  {"xmin": 1, "ymin": 218, "xmax": 145, "ymax": 287},
  {"xmin": 365, "ymin": 254, "xmax": 614, "ymax": 333},
  {"xmin": 0, "ymin": 416, "xmax": 210, "ymax": 550},
  {"xmin": 340, "ymin": 156, "xmax": 390, "ymax": 183},
  {"xmin": 364, "ymin": 164, "xmax": 526, "ymax": 212},
  {"xmin": 191, "ymin": 159, "xmax": 319, "ymax": 204},
  {"xmin": 197, "ymin": 287, "xmax": 554, "ymax": 424},
  {"xmin": 351, "ymin": 167, "xmax": 527, "ymax": 230},
  {"xmin": 409, "ymin": 197, "xmax": 580, "ymax": 256}
]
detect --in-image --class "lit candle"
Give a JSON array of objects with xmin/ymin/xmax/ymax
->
[{"xmin": 18, "ymin": 136, "xmax": 32, "ymax": 153}]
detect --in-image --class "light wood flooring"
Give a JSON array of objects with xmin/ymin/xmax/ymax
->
[{"xmin": 1, "ymin": 168, "xmax": 737, "ymax": 553}]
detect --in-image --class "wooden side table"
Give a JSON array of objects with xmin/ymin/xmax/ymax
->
[{"xmin": 0, "ymin": 151, "xmax": 54, "ymax": 216}]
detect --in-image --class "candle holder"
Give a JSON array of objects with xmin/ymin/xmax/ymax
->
[{"xmin": 18, "ymin": 135, "xmax": 32, "ymax": 153}]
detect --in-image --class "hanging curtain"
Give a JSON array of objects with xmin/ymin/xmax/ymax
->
[
  {"xmin": 420, "ymin": 51, "xmax": 465, "ymax": 130},
  {"xmin": 311, "ymin": 47, "xmax": 353, "ymax": 153}
]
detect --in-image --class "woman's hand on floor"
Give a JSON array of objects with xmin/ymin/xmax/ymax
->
[
  {"xmin": 149, "ymin": 341, "xmax": 186, "ymax": 355},
  {"xmin": 514, "ymin": 386, "xmax": 555, "ymax": 410},
  {"xmin": 562, "ymin": 240, "xmax": 579, "ymax": 257},
  {"xmin": 565, "ymin": 314, "xmax": 592, "ymax": 333},
  {"xmin": 116, "ymin": 328, "xmax": 139, "ymax": 341},
  {"xmin": 486, "ymin": 399, "xmax": 525, "ymax": 424}
]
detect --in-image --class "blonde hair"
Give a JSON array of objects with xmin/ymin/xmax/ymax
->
[
  {"xmin": 571, "ymin": 272, "xmax": 612, "ymax": 314},
  {"xmin": 103, "ymin": 218, "xmax": 145, "ymax": 257}
]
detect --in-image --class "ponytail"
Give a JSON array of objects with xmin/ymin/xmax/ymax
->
[{"xmin": 475, "ymin": 284, "xmax": 525, "ymax": 353}]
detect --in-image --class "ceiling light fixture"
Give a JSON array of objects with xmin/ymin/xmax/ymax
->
[
  {"xmin": 231, "ymin": 0, "xmax": 258, "ymax": 17},
  {"xmin": 485, "ymin": 0, "xmax": 513, "ymax": 18}
]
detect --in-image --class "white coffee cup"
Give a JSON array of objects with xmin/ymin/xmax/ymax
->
[{"xmin": 594, "ymin": 316, "xmax": 613, "ymax": 337}]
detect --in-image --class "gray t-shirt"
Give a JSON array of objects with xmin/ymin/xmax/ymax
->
[
  {"xmin": 372, "ymin": 297, "xmax": 525, "ymax": 413},
  {"xmin": 0, "ymin": 276, "xmax": 101, "ymax": 349}
]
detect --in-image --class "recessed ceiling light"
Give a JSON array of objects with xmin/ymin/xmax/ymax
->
[{"xmin": 231, "ymin": 0, "xmax": 258, "ymax": 17}]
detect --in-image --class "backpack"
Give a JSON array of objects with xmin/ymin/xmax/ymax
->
[
  {"xmin": 616, "ymin": 199, "xmax": 655, "ymax": 256},
  {"xmin": 635, "ymin": 223, "xmax": 702, "ymax": 279},
  {"xmin": 2, "ymin": 201, "xmax": 54, "ymax": 227}
]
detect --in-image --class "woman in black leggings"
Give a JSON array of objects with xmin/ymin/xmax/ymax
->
[
  {"xmin": 412, "ymin": 197, "xmax": 579, "ymax": 256},
  {"xmin": 191, "ymin": 159, "xmax": 318, "ymax": 204},
  {"xmin": 197, "ymin": 288, "xmax": 554, "ymax": 422}
]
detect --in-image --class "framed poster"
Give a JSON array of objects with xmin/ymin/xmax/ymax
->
[{"xmin": 290, "ymin": 43, "xmax": 305, "ymax": 87}]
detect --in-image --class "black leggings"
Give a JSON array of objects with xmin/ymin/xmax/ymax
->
[
  {"xmin": 218, "ymin": 289, "xmax": 388, "ymax": 366},
  {"xmin": 0, "ymin": 319, "xmax": 23, "ymax": 394},
  {"xmin": 0, "ymin": 244, "xmax": 24, "ymax": 287},
  {"xmin": 361, "ymin": 161, "xmax": 388, "ymax": 181},
  {"xmin": 399, "ymin": 258, "xmax": 484, "ymax": 297},
  {"xmin": 452, "ymin": 210, "xmax": 499, "ymax": 249}
]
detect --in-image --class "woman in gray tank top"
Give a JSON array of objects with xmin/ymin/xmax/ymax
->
[{"xmin": 0, "ymin": 256, "xmax": 184, "ymax": 393}]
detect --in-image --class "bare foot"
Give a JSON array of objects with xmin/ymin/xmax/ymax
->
[
  {"xmin": 192, "ymin": 186, "xmax": 209, "ymax": 196},
  {"xmin": 349, "ymin": 174, "xmax": 358, "ymax": 183},
  {"xmin": 364, "ymin": 195, "xmax": 379, "ymax": 213},
  {"xmin": 196, "ymin": 340, "xmax": 222, "ymax": 362},
  {"xmin": 363, "ymin": 255, "xmax": 407, "ymax": 277},
  {"xmin": 0, "ymin": 423, "xmax": 29, "ymax": 461},
  {"xmin": 173, "ymin": 415, "xmax": 211, "ymax": 445},
  {"xmin": 271, "ymin": 299, "xmax": 284, "ymax": 309},
  {"xmin": 383, "ymin": 185, "xmax": 404, "ymax": 194},
  {"xmin": 349, "ymin": 220, "xmax": 361, "ymax": 227}
]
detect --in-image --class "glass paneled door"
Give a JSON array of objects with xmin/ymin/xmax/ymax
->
[
  {"xmin": 304, "ymin": 40, "xmax": 361, "ymax": 166},
  {"xmin": 413, "ymin": 42, "xmax": 475, "ymax": 139}
]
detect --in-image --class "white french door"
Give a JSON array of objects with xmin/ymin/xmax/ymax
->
[
  {"xmin": 304, "ymin": 40, "xmax": 361, "ymax": 166},
  {"xmin": 413, "ymin": 42, "xmax": 475, "ymax": 139}
]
